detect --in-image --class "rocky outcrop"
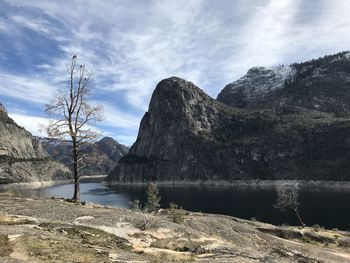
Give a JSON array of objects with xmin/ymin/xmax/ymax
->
[
  {"xmin": 0, "ymin": 104, "xmax": 71, "ymax": 183},
  {"xmin": 41, "ymin": 137, "xmax": 128, "ymax": 175},
  {"xmin": 217, "ymin": 65, "xmax": 295, "ymax": 108},
  {"xmin": 2, "ymin": 194, "xmax": 350, "ymax": 263},
  {"xmin": 107, "ymin": 52, "xmax": 350, "ymax": 183},
  {"xmin": 1, "ymin": 194, "xmax": 350, "ymax": 263}
]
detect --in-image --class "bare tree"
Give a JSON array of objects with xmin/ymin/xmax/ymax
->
[
  {"xmin": 274, "ymin": 183, "xmax": 305, "ymax": 227},
  {"xmin": 45, "ymin": 55, "xmax": 103, "ymax": 202}
]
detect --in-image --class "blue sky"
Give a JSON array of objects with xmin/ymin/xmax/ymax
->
[{"xmin": 0, "ymin": 0, "xmax": 350, "ymax": 146}]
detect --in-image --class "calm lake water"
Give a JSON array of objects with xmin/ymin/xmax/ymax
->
[{"xmin": 7, "ymin": 182, "xmax": 350, "ymax": 230}]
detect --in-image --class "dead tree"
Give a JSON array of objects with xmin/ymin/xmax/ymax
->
[
  {"xmin": 45, "ymin": 55, "xmax": 103, "ymax": 202},
  {"xmin": 274, "ymin": 183, "xmax": 305, "ymax": 227}
]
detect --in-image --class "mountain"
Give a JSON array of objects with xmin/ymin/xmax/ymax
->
[
  {"xmin": 0, "ymin": 104, "xmax": 71, "ymax": 183},
  {"xmin": 106, "ymin": 52, "xmax": 350, "ymax": 183},
  {"xmin": 218, "ymin": 51, "xmax": 350, "ymax": 115},
  {"xmin": 41, "ymin": 137, "xmax": 129, "ymax": 175}
]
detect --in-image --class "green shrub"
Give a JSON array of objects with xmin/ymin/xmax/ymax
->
[
  {"xmin": 168, "ymin": 202, "xmax": 186, "ymax": 224},
  {"xmin": 144, "ymin": 183, "xmax": 161, "ymax": 212},
  {"xmin": 129, "ymin": 199, "xmax": 141, "ymax": 211}
]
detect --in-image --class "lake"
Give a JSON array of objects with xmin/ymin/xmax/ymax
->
[{"xmin": 6, "ymin": 181, "xmax": 350, "ymax": 230}]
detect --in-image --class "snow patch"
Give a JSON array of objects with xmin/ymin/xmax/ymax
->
[
  {"xmin": 226, "ymin": 65, "xmax": 295, "ymax": 98},
  {"xmin": 345, "ymin": 52, "xmax": 350, "ymax": 59}
]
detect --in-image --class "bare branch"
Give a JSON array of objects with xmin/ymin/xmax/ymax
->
[
  {"xmin": 44, "ymin": 54, "xmax": 103, "ymax": 202},
  {"xmin": 274, "ymin": 182, "xmax": 305, "ymax": 227}
]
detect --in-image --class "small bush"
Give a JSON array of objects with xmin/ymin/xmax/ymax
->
[
  {"xmin": 313, "ymin": 224, "xmax": 320, "ymax": 232},
  {"xmin": 168, "ymin": 202, "xmax": 186, "ymax": 224},
  {"xmin": 136, "ymin": 218, "xmax": 159, "ymax": 231},
  {"xmin": 129, "ymin": 199, "xmax": 141, "ymax": 211}
]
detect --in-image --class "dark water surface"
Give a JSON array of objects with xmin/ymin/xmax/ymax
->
[{"xmin": 7, "ymin": 182, "xmax": 350, "ymax": 230}]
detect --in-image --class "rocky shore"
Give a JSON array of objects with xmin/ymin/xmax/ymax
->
[{"xmin": 0, "ymin": 193, "xmax": 349, "ymax": 262}]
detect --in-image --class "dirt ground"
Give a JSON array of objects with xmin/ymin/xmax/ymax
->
[{"xmin": 0, "ymin": 193, "xmax": 349, "ymax": 262}]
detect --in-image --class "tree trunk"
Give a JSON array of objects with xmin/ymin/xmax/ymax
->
[
  {"xmin": 294, "ymin": 209, "xmax": 305, "ymax": 227},
  {"xmin": 72, "ymin": 137, "xmax": 80, "ymax": 202}
]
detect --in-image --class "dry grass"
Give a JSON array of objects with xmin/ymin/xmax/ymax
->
[
  {"xmin": 0, "ymin": 214, "xmax": 35, "ymax": 225},
  {"xmin": 24, "ymin": 234, "xmax": 110, "ymax": 263}
]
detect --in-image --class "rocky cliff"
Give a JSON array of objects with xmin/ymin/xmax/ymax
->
[
  {"xmin": 0, "ymin": 104, "xmax": 71, "ymax": 183},
  {"xmin": 41, "ymin": 137, "xmax": 128, "ymax": 175},
  {"xmin": 107, "ymin": 52, "xmax": 350, "ymax": 183}
]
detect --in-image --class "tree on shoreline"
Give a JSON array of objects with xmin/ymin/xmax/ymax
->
[
  {"xmin": 45, "ymin": 55, "xmax": 103, "ymax": 202},
  {"xmin": 144, "ymin": 183, "xmax": 161, "ymax": 212},
  {"xmin": 274, "ymin": 183, "xmax": 305, "ymax": 227}
]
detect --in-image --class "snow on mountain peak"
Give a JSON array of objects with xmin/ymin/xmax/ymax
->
[{"xmin": 226, "ymin": 64, "xmax": 294, "ymax": 98}]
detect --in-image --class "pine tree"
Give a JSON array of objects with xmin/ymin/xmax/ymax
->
[{"xmin": 144, "ymin": 183, "xmax": 161, "ymax": 212}]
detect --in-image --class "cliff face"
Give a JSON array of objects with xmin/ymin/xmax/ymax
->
[
  {"xmin": 0, "ymin": 104, "xmax": 71, "ymax": 183},
  {"xmin": 41, "ymin": 137, "xmax": 128, "ymax": 175},
  {"xmin": 107, "ymin": 52, "xmax": 350, "ymax": 183}
]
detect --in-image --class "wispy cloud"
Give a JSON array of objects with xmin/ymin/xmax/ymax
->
[
  {"xmin": 10, "ymin": 15, "xmax": 53, "ymax": 35},
  {"xmin": 101, "ymin": 104, "xmax": 141, "ymax": 130},
  {"xmin": 0, "ymin": 72, "xmax": 58, "ymax": 104}
]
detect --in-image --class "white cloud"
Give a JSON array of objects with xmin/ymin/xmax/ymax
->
[
  {"xmin": 0, "ymin": 73, "xmax": 58, "ymax": 104},
  {"xmin": 8, "ymin": 113, "xmax": 51, "ymax": 137}
]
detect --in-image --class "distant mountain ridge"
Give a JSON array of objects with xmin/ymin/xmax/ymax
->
[
  {"xmin": 0, "ymin": 103, "xmax": 71, "ymax": 183},
  {"xmin": 107, "ymin": 52, "xmax": 350, "ymax": 183},
  {"xmin": 41, "ymin": 136, "xmax": 129, "ymax": 175},
  {"xmin": 218, "ymin": 51, "xmax": 350, "ymax": 115}
]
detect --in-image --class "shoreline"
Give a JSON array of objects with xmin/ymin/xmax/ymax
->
[
  {"xmin": 0, "ymin": 174, "xmax": 107, "ymax": 190},
  {"xmin": 2, "ymin": 177, "xmax": 350, "ymax": 191},
  {"xmin": 105, "ymin": 179, "xmax": 350, "ymax": 190}
]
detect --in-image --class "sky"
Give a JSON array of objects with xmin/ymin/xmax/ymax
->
[{"xmin": 0, "ymin": 0, "xmax": 350, "ymax": 146}]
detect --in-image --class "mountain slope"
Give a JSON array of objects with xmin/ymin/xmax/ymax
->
[
  {"xmin": 42, "ymin": 137, "xmax": 129, "ymax": 175},
  {"xmin": 0, "ymin": 104, "xmax": 71, "ymax": 183},
  {"xmin": 107, "ymin": 71, "xmax": 350, "ymax": 183},
  {"xmin": 217, "ymin": 51, "xmax": 350, "ymax": 115}
]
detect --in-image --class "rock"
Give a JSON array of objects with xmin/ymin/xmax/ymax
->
[
  {"xmin": 339, "ymin": 238, "xmax": 350, "ymax": 248},
  {"xmin": 107, "ymin": 52, "xmax": 350, "ymax": 183},
  {"xmin": 264, "ymin": 256, "xmax": 282, "ymax": 263},
  {"xmin": 218, "ymin": 65, "xmax": 294, "ymax": 108},
  {"xmin": 0, "ymin": 104, "xmax": 71, "ymax": 183},
  {"xmin": 1, "ymin": 194, "xmax": 350, "ymax": 263}
]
